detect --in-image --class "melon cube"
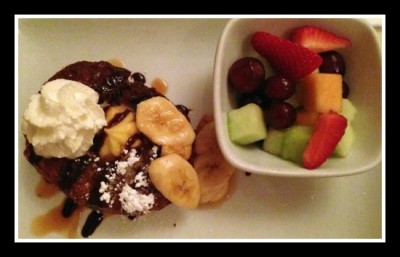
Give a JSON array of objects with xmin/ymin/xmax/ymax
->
[
  {"xmin": 296, "ymin": 109, "xmax": 319, "ymax": 126},
  {"xmin": 227, "ymin": 103, "xmax": 267, "ymax": 145},
  {"xmin": 281, "ymin": 126, "xmax": 313, "ymax": 164},
  {"xmin": 334, "ymin": 123, "xmax": 354, "ymax": 157},
  {"xmin": 262, "ymin": 128, "xmax": 285, "ymax": 156},
  {"xmin": 340, "ymin": 99, "xmax": 357, "ymax": 122},
  {"xmin": 301, "ymin": 73, "xmax": 342, "ymax": 113}
]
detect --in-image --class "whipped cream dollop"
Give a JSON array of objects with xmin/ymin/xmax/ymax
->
[{"xmin": 22, "ymin": 79, "xmax": 107, "ymax": 159}]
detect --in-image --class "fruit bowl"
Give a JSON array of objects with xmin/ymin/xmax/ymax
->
[{"xmin": 213, "ymin": 18, "xmax": 382, "ymax": 177}]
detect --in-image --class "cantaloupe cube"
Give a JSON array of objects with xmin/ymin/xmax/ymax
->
[
  {"xmin": 296, "ymin": 109, "xmax": 319, "ymax": 126},
  {"xmin": 302, "ymin": 73, "xmax": 342, "ymax": 113}
]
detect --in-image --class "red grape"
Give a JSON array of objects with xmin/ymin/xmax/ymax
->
[
  {"xmin": 342, "ymin": 81, "xmax": 350, "ymax": 98},
  {"xmin": 228, "ymin": 57, "xmax": 265, "ymax": 93},
  {"xmin": 265, "ymin": 102, "xmax": 296, "ymax": 130},
  {"xmin": 236, "ymin": 92, "xmax": 271, "ymax": 109},
  {"xmin": 261, "ymin": 75, "xmax": 295, "ymax": 101},
  {"xmin": 319, "ymin": 51, "xmax": 346, "ymax": 76}
]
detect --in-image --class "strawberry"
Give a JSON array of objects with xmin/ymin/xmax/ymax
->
[
  {"xmin": 291, "ymin": 26, "xmax": 351, "ymax": 53},
  {"xmin": 303, "ymin": 112, "xmax": 347, "ymax": 169},
  {"xmin": 251, "ymin": 32, "xmax": 322, "ymax": 81}
]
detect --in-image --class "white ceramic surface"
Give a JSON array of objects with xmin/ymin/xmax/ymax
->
[
  {"xmin": 18, "ymin": 18, "xmax": 382, "ymax": 240},
  {"xmin": 214, "ymin": 18, "xmax": 382, "ymax": 177}
]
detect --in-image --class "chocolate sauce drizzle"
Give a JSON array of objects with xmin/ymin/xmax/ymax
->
[
  {"xmin": 62, "ymin": 198, "xmax": 78, "ymax": 218},
  {"xmin": 81, "ymin": 211, "xmax": 104, "ymax": 238},
  {"xmin": 107, "ymin": 110, "xmax": 131, "ymax": 128}
]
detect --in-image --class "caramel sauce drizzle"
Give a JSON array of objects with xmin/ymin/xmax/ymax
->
[
  {"xmin": 35, "ymin": 178, "xmax": 60, "ymax": 199},
  {"xmin": 31, "ymin": 201, "xmax": 83, "ymax": 238},
  {"xmin": 151, "ymin": 77, "xmax": 169, "ymax": 95}
]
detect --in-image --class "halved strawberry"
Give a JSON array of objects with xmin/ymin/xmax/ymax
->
[
  {"xmin": 303, "ymin": 112, "xmax": 347, "ymax": 169},
  {"xmin": 291, "ymin": 26, "xmax": 351, "ymax": 53},
  {"xmin": 251, "ymin": 32, "xmax": 322, "ymax": 81}
]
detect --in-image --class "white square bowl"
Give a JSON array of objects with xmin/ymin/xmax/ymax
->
[{"xmin": 214, "ymin": 18, "xmax": 382, "ymax": 177}]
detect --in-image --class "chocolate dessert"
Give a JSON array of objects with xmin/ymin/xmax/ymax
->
[{"xmin": 23, "ymin": 61, "xmax": 195, "ymax": 236}]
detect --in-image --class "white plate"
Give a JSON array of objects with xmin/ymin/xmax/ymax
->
[{"xmin": 17, "ymin": 18, "xmax": 382, "ymax": 240}]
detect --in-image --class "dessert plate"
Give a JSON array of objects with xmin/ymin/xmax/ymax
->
[{"xmin": 17, "ymin": 18, "xmax": 382, "ymax": 240}]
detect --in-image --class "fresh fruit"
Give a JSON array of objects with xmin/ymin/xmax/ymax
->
[
  {"xmin": 342, "ymin": 81, "xmax": 350, "ymax": 98},
  {"xmin": 195, "ymin": 121, "xmax": 219, "ymax": 154},
  {"xmin": 195, "ymin": 114, "xmax": 214, "ymax": 133},
  {"xmin": 303, "ymin": 112, "xmax": 347, "ymax": 169},
  {"xmin": 136, "ymin": 96, "xmax": 195, "ymax": 146},
  {"xmin": 161, "ymin": 144, "xmax": 192, "ymax": 160},
  {"xmin": 228, "ymin": 103, "xmax": 267, "ymax": 144},
  {"xmin": 99, "ymin": 108, "xmax": 137, "ymax": 160},
  {"xmin": 262, "ymin": 128, "xmax": 285, "ymax": 155},
  {"xmin": 295, "ymin": 109, "xmax": 319, "ymax": 126},
  {"xmin": 236, "ymin": 91, "xmax": 270, "ymax": 109},
  {"xmin": 340, "ymin": 99, "xmax": 357, "ymax": 122},
  {"xmin": 148, "ymin": 154, "xmax": 200, "ymax": 209},
  {"xmin": 319, "ymin": 51, "xmax": 346, "ymax": 75},
  {"xmin": 291, "ymin": 26, "xmax": 351, "ymax": 53},
  {"xmin": 265, "ymin": 102, "xmax": 297, "ymax": 130},
  {"xmin": 227, "ymin": 26, "xmax": 356, "ymax": 169},
  {"xmin": 228, "ymin": 57, "xmax": 265, "ymax": 93},
  {"xmin": 194, "ymin": 151, "xmax": 235, "ymax": 204},
  {"xmin": 285, "ymin": 91, "xmax": 302, "ymax": 109},
  {"xmin": 301, "ymin": 73, "xmax": 343, "ymax": 113},
  {"xmin": 194, "ymin": 117, "xmax": 235, "ymax": 204},
  {"xmin": 251, "ymin": 32, "xmax": 322, "ymax": 81},
  {"xmin": 281, "ymin": 126, "xmax": 313, "ymax": 164},
  {"xmin": 261, "ymin": 75, "xmax": 295, "ymax": 101},
  {"xmin": 334, "ymin": 124, "xmax": 354, "ymax": 157}
]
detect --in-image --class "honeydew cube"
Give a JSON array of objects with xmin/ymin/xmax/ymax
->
[
  {"xmin": 302, "ymin": 73, "xmax": 342, "ymax": 113},
  {"xmin": 262, "ymin": 128, "xmax": 285, "ymax": 156},
  {"xmin": 334, "ymin": 123, "xmax": 354, "ymax": 157},
  {"xmin": 281, "ymin": 126, "xmax": 313, "ymax": 164},
  {"xmin": 340, "ymin": 99, "xmax": 357, "ymax": 122},
  {"xmin": 227, "ymin": 103, "xmax": 267, "ymax": 145}
]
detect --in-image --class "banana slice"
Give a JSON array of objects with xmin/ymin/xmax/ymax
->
[
  {"xmin": 161, "ymin": 144, "xmax": 192, "ymax": 160},
  {"xmin": 99, "ymin": 108, "xmax": 137, "ymax": 160},
  {"xmin": 194, "ymin": 151, "xmax": 235, "ymax": 204},
  {"xmin": 136, "ymin": 96, "xmax": 195, "ymax": 146},
  {"xmin": 195, "ymin": 114, "xmax": 214, "ymax": 133},
  {"xmin": 148, "ymin": 154, "xmax": 200, "ymax": 209},
  {"xmin": 194, "ymin": 121, "xmax": 219, "ymax": 155},
  {"xmin": 198, "ymin": 171, "xmax": 229, "ymax": 204}
]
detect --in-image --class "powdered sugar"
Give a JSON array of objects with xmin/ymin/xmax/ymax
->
[
  {"xmin": 116, "ymin": 149, "xmax": 140, "ymax": 175},
  {"xmin": 99, "ymin": 181, "xmax": 108, "ymax": 193},
  {"xmin": 119, "ymin": 185, "xmax": 154, "ymax": 214},
  {"xmin": 134, "ymin": 172, "xmax": 149, "ymax": 188},
  {"xmin": 99, "ymin": 148, "xmax": 151, "ymax": 210},
  {"xmin": 127, "ymin": 149, "xmax": 140, "ymax": 165},
  {"xmin": 100, "ymin": 192, "xmax": 111, "ymax": 203},
  {"xmin": 116, "ymin": 161, "xmax": 129, "ymax": 175}
]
